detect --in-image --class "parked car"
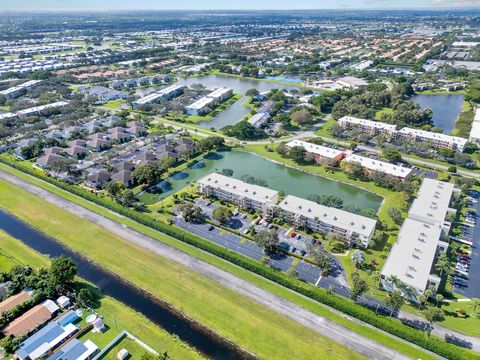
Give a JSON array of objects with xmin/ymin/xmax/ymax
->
[
  {"xmin": 300, "ymin": 249, "xmax": 306, "ymax": 256},
  {"xmin": 207, "ymin": 225, "xmax": 214, "ymax": 231},
  {"xmin": 290, "ymin": 246, "xmax": 297, "ymax": 253},
  {"xmin": 295, "ymin": 234, "xmax": 302, "ymax": 240}
]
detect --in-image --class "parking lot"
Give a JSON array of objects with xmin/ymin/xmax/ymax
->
[{"xmin": 453, "ymin": 190, "xmax": 480, "ymax": 298}]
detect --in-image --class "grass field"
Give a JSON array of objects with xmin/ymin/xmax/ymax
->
[
  {"xmin": 0, "ymin": 230, "xmax": 202, "ymax": 360},
  {"xmin": 0, "ymin": 162, "xmax": 448, "ymax": 358},
  {"xmin": 0, "ymin": 179, "xmax": 366, "ymax": 360}
]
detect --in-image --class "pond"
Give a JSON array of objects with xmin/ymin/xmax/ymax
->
[
  {"xmin": 176, "ymin": 74, "xmax": 304, "ymax": 129},
  {"xmin": 0, "ymin": 209, "xmax": 252, "ymax": 360},
  {"xmin": 156, "ymin": 150, "xmax": 382, "ymax": 211},
  {"xmin": 411, "ymin": 94, "xmax": 464, "ymax": 134}
]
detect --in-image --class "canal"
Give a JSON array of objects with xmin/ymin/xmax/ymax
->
[
  {"xmin": 176, "ymin": 74, "xmax": 305, "ymax": 129},
  {"xmin": 411, "ymin": 94, "xmax": 464, "ymax": 134},
  {"xmin": 0, "ymin": 209, "xmax": 252, "ymax": 360},
  {"xmin": 155, "ymin": 150, "xmax": 382, "ymax": 211}
]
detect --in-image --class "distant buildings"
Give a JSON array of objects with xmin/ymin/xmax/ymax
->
[
  {"xmin": 79, "ymin": 86, "xmax": 128, "ymax": 103},
  {"xmin": 132, "ymin": 84, "xmax": 185, "ymax": 108},
  {"xmin": 185, "ymin": 87, "xmax": 233, "ymax": 116},
  {"xmin": 338, "ymin": 116, "xmax": 468, "ymax": 152},
  {"xmin": 381, "ymin": 179, "xmax": 458, "ymax": 296},
  {"xmin": 336, "ymin": 76, "xmax": 368, "ymax": 89},
  {"xmin": 0, "ymin": 80, "xmax": 42, "ymax": 99},
  {"xmin": 343, "ymin": 154, "xmax": 413, "ymax": 181},
  {"xmin": 469, "ymin": 105, "xmax": 480, "ymax": 146}
]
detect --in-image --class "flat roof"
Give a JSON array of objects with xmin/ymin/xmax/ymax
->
[
  {"xmin": 198, "ymin": 172, "xmax": 278, "ymax": 205},
  {"xmin": 338, "ymin": 116, "xmax": 397, "ymax": 131},
  {"xmin": 408, "ymin": 178, "xmax": 455, "ymax": 225},
  {"xmin": 398, "ymin": 127, "xmax": 467, "ymax": 147},
  {"xmin": 248, "ymin": 113, "xmax": 269, "ymax": 127},
  {"xmin": 344, "ymin": 154, "xmax": 413, "ymax": 179},
  {"xmin": 286, "ymin": 140, "xmax": 344, "ymax": 159},
  {"xmin": 187, "ymin": 96, "xmax": 215, "ymax": 110},
  {"xmin": 207, "ymin": 87, "xmax": 231, "ymax": 98},
  {"xmin": 381, "ymin": 218, "xmax": 443, "ymax": 293},
  {"xmin": 278, "ymin": 195, "xmax": 376, "ymax": 238}
]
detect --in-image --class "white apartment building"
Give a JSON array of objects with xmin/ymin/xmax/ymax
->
[
  {"xmin": 397, "ymin": 127, "xmax": 467, "ymax": 152},
  {"xmin": 185, "ymin": 87, "xmax": 233, "ymax": 116},
  {"xmin": 469, "ymin": 105, "xmax": 480, "ymax": 145},
  {"xmin": 336, "ymin": 76, "xmax": 369, "ymax": 89},
  {"xmin": 16, "ymin": 101, "xmax": 69, "ymax": 118},
  {"xmin": 248, "ymin": 113, "xmax": 270, "ymax": 128},
  {"xmin": 277, "ymin": 195, "xmax": 377, "ymax": 247},
  {"xmin": 132, "ymin": 84, "xmax": 185, "ymax": 108},
  {"xmin": 338, "ymin": 116, "xmax": 397, "ymax": 138},
  {"xmin": 381, "ymin": 179, "xmax": 458, "ymax": 296},
  {"xmin": 198, "ymin": 173, "xmax": 279, "ymax": 213},
  {"xmin": 343, "ymin": 154, "xmax": 413, "ymax": 181},
  {"xmin": 0, "ymin": 80, "xmax": 42, "ymax": 99},
  {"xmin": 285, "ymin": 140, "xmax": 345, "ymax": 166}
]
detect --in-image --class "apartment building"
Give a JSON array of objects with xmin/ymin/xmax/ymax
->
[
  {"xmin": 338, "ymin": 116, "xmax": 397, "ymax": 138},
  {"xmin": 16, "ymin": 101, "xmax": 69, "ymax": 118},
  {"xmin": 285, "ymin": 140, "xmax": 346, "ymax": 166},
  {"xmin": 132, "ymin": 84, "xmax": 185, "ymax": 108},
  {"xmin": 343, "ymin": 154, "xmax": 413, "ymax": 181},
  {"xmin": 198, "ymin": 173, "xmax": 279, "ymax": 213},
  {"xmin": 185, "ymin": 87, "xmax": 233, "ymax": 116},
  {"xmin": 248, "ymin": 112, "xmax": 270, "ymax": 128},
  {"xmin": 0, "ymin": 80, "xmax": 42, "ymax": 99},
  {"xmin": 277, "ymin": 195, "xmax": 377, "ymax": 247},
  {"xmin": 397, "ymin": 128, "xmax": 467, "ymax": 153},
  {"xmin": 469, "ymin": 105, "xmax": 480, "ymax": 145},
  {"xmin": 381, "ymin": 179, "xmax": 458, "ymax": 297}
]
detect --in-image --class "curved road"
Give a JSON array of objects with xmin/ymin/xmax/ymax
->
[{"xmin": 1, "ymin": 169, "xmax": 420, "ymax": 360}]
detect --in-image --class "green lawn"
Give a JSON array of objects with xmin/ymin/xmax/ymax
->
[
  {"xmin": 0, "ymin": 162, "xmax": 451, "ymax": 359},
  {"xmin": 313, "ymin": 118, "xmax": 337, "ymax": 138},
  {"xmin": 181, "ymin": 93, "xmax": 242, "ymax": 124},
  {"xmin": 0, "ymin": 230, "xmax": 201, "ymax": 360},
  {"xmin": 103, "ymin": 100, "xmax": 127, "ymax": 111},
  {"xmin": 0, "ymin": 179, "xmax": 365, "ymax": 360},
  {"xmin": 99, "ymin": 337, "xmax": 149, "ymax": 360},
  {"xmin": 374, "ymin": 107, "xmax": 394, "ymax": 120}
]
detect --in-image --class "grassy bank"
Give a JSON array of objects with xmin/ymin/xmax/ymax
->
[
  {"xmin": 0, "ymin": 179, "xmax": 365, "ymax": 360},
  {"xmin": 0, "ymin": 230, "xmax": 202, "ymax": 360}
]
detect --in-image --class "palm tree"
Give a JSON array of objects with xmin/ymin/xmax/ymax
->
[
  {"xmin": 371, "ymin": 270, "xmax": 380, "ymax": 294},
  {"xmin": 470, "ymin": 298, "xmax": 480, "ymax": 316},
  {"xmin": 386, "ymin": 275, "xmax": 401, "ymax": 290},
  {"xmin": 435, "ymin": 294, "xmax": 444, "ymax": 308}
]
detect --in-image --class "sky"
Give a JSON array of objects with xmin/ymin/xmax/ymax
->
[{"xmin": 1, "ymin": 0, "xmax": 480, "ymax": 11}]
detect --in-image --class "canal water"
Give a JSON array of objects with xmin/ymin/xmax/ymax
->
[
  {"xmin": 411, "ymin": 94, "xmax": 464, "ymax": 134},
  {"xmin": 0, "ymin": 209, "xmax": 252, "ymax": 360},
  {"xmin": 176, "ymin": 74, "xmax": 304, "ymax": 129},
  {"xmin": 156, "ymin": 150, "xmax": 382, "ymax": 211}
]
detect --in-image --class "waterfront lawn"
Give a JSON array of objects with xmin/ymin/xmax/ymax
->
[
  {"xmin": 0, "ymin": 180, "xmax": 365, "ymax": 360},
  {"xmin": 0, "ymin": 231, "xmax": 202, "ymax": 360},
  {"xmin": 99, "ymin": 337, "xmax": 149, "ymax": 360},
  {"xmin": 374, "ymin": 107, "xmax": 393, "ymax": 120},
  {"xmin": 0, "ymin": 163, "xmax": 452, "ymax": 358}
]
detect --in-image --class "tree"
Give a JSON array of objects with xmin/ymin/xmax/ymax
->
[
  {"xmin": 288, "ymin": 145, "xmax": 307, "ymax": 164},
  {"xmin": 434, "ymin": 252, "xmax": 451, "ymax": 277},
  {"xmin": 350, "ymin": 272, "xmax": 369, "ymax": 300},
  {"xmin": 245, "ymin": 88, "xmax": 259, "ymax": 98},
  {"xmin": 253, "ymin": 229, "xmax": 279, "ymax": 253},
  {"xmin": 220, "ymin": 168, "xmax": 234, "ymax": 177},
  {"xmin": 469, "ymin": 298, "xmax": 480, "ymax": 315},
  {"xmin": 286, "ymin": 266, "xmax": 298, "ymax": 278},
  {"xmin": 306, "ymin": 243, "xmax": 331, "ymax": 275},
  {"xmin": 77, "ymin": 288, "xmax": 95, "ymax": 307},
  {"xmin": 159, "ymin": 156, "xmax": 175, "ymax": 171},
  {"xmin": 385, "ymin": 290, "xmax": 405, "ymax": 314},
  {"xmin": 196, "ymin": 136, "xmax": 225, "ymax": 152},
  {"xmin": 212, "ymin": 206, "xmax": 233, "ymax": 225},
  {"xmin": 388, "ymin": 207, "xmax": 403, "ymax": 225},
  {"xmin": 447, "ymin": 166, "xmax": 457, "ymax": 174},
  {"xmin": 351, "ymin": 250, "xmax": 366, "ymax": 269},
  {"xmin": 49, "ymin": 256, "xmax": 77, "ymax": 288},
  {"xmin": 307, "ymin": 194, "xmax": 343, "ymax": 209},
  {"xmin": 291, "ymin": 108, "xmax": 313, "ymax": 125},
  {"xmin": 424, "ymin": 307, "xmax": 445, "ymax": 335},
  {"xmin": 132, "ymin": 163, "xmax": 161, "ymax": 186},
  {"xmin": 382, "ymin": 147, "xmax": 402, "ymax": 163},
  {"xmin": 105, "ymin": 181, "xmax": 125, "ymax": 199},
  {"xmin": 122, "ymin": 190, "xmax": 135, "ymax": 205},
  {"xmin": 435, "ymin": 294, "xmax": 444, "ymax": 308},
  {"xmin": 178, "ymin": 203, "xmax": 204, "ymax": 223}
]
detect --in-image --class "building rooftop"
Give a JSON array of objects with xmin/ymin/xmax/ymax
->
[
  {"xmin": 278, "ymin": 195, "xmax": 376, "ymax": 239},
  {"xmin": 344, "ymin": 154, "xmax": 413, "ymax": 179},
  {"xmin": 4, "ymin": 300, "xmax": 58, "ymax": 337},
  {"xmin": 398, "ymin": 127, "xmax": 467, "ymax": 148},
  {"xmin": 338, "ymin": 116, "xmax": 397, "ymax": 132},
  {"xmin": 286, "ymin": 140, "xmax": 344, "ymax": 160},
  {"xmin": 0, "ymin": 291, "xmax": 31, "ymax": 315},
  {"xmin": 198, "ymin": 172, "xmax": 278, "ymax": 205}
]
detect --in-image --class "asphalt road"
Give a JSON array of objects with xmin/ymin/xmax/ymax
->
[{"xmin": 0, "ymin": 169, "xmax": 417, "ymax": 360}]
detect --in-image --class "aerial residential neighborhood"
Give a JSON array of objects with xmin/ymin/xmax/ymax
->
[{"xmin": 1, "ymin": 1, "xmax": 480, "ymax": 360}]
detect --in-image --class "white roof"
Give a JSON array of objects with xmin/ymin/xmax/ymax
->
[
  {"xmin": 278, "ymin": 195, "xmax": 376, "ymax": 239},
  {"xmin": 198, "ymin": 172, "xmax": 278, "ymax": 205},
  {"xmin": 338, "ymin": 116, "xmax": 397, "ymax": 132},
  {"xmin": 248, "ymin": 113, "xmax": 269, "ymax": 127},
  {"xmin": 398, "ymin": 127, "xmax": 467, "ymax": 148},
  {"xmin": 408, "ymin": 178, "xmax": 455, "ymax": 225},
  {"xmin": 286, "ymin": 140, "xmax": 344, "ymax": 160},
  {"xmin": 381, "ymin": 218, "xmax": 444, "ymax": 293},
  {"xmin": 42, "ymin": 299, "xmax": 60, "ymax": 314},
  {"xmin": 337, "ymin": 76, "xmax": 368, "ymax": 87},
  {"xmin": 187, "ymin": 96, "xmax": 215, "ymax": 110},
  {"xmin": 344, "ymin": 154, "xmax": 413, "ymax": 179},
  {"xmin": 0, "ymin": 112, "xmax": 17, "ymax": 120},
  {"xmin": 0, "ymin": 80, "xmax": 42, "ymax": 96},
  {"xmin": 207, "ymin": 87, "xmax": 231, "ymax": 99},
  {"xmin": 470, "ymin": 106, "xmax": 480, "ymax": 141},
  {"xmin": 16, "ymin": 101, "xmax": 69, "ymax": 116},
  {"xmin": 134, "ymin": 84, "xmax": 184, "ymax": 105}
]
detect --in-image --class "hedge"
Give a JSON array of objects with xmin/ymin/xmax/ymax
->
[{"xmin": 0, "ymin": 157, "xmax": 477, "ymax": 360}]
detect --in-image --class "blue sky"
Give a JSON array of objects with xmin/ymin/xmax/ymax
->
[{"xmin": 1, "ymin": 0, "xmax": 479, "ymax": 11}]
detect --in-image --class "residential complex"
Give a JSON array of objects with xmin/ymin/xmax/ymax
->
[
  {"xmin": 469, "ymin": 105, "xmax": 480, "ymax": 145},
  {"xmin": 285, "ymin": 139, "xmax": 345, "ymax": 165},
  {"xmin": 381, "ymin": 179, "xmax": 458, "ymax": 296},
  {"xmin": 132, "ymin": 84, "xmax": 185, "ymax": 108},
  {"xmin": 277, "ymin": 195, "xmax": 377, "ymax": 247},
  {"xmin": 343, "ymin": 154, "xmax": 413, "ymax": 181},
  {"xmin": 185, "ymin": 87, "xmax": 232, "ymax": 115},
  {"xmin": 0, "ymin": 80, "xmax": 42, "ymax": 99},
  {"xmin": 198, "ymin": 173, "xmax": 279, "ymax": 213},
  {"xmin": 338, "ymin": 116, "xmax": 468, "ymax": 152}
]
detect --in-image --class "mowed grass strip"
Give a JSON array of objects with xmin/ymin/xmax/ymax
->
[
  {"xmin": 0, "ymin": 230, "xmax": 202, "ymax": 360},
  {"xmin": 0, "ymin": 162, "xmax": 441, "ymax": 360},
  {"xmin": 0, "ymin": 180, "xmax": 363, "ymax": 360}
]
